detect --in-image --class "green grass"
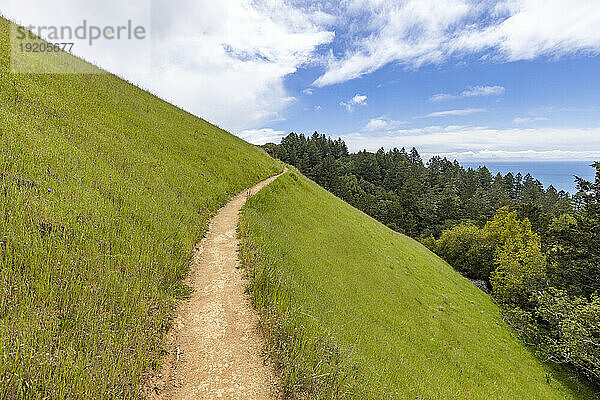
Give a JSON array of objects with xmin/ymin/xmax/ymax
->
[
  {"xmin": 0, "ymin": 17, "xmax": 282, "ymax": 398},
  {"xmin": 240, "ymin": 169, "xmax": 598, "ymax": 399}
]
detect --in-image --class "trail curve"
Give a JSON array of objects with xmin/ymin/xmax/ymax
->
[{"xmin": 148, "ymin": 170, "xmax": 286, "ymax": 399}]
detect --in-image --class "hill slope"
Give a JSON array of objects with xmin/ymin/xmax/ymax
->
[
  {"xmin": 0, "ymin": 17, "xmax": 281, "ymax": 398},
  {"xmin": 240, "ymin": 169, "xmax": 597, "ymax": 399}
]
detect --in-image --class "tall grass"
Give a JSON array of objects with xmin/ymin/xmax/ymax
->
[
  {"xmin": 239, "ymin": 169, "xmax": 598, "ymax": 399},
  {"xmin": 0, "ymin": 17, "xmax": 282, "ymax": 398}
]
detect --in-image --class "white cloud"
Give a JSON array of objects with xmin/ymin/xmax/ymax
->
[
  {"xmin": 340, "ymin": 125, "xmax": 600, "ymax": 161},
  {"xmin": 314, "ymin": 0, "xmax": 472, "ymax": 86},
  {"xmin": 462, "ymin": 85, "xmax": 505, "ymax": 97},
  {"xmin": 314, "ymin": 105, "xmax": 322, "ymax": 111},
  {"xmin": 422, "ymin": 108, "xmax": 485, "ymax": 118},
  {"xmin": 430, "ymin": 93, "xmax": 456, "ymax": 102},
  {"xmin": 431, "ymin": 85, "xmax": 505, "ymax": 102},
  {"xmin": 4, "ymin": 0, "xmax": 335, "ymax": 132},
  {"xmin": 314, "ymin": 0, "xmax": 600, "ymax": 87},
  {"xmin": 4, "ymin": 0, "xmax": 152, "ymax": 75},
  {"xmin": 364, "ymin": 117, "xmax": 405, "ymax": 131},
  {"xmin": 513, "ymin": 116, "xmax": 549, "ymax": 124},
  {"xmin": 238, "ymin": 128, "xmax": 287, "ymax": 144},
  {"xmin": 340, "ymin": 93, "xmax": 368, "ymax": 112},
  {"xmin": 303, "ymin": 88, "xmax": 314, "ymax": 95},
  {"xmin": 431, "ymin": 150, "xmax": 599, "ymax": 162},
  {"xmin": 141, "ymin": 1, "xmax": 335, "ymax": 131}
]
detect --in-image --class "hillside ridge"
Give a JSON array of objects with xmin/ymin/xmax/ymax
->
[
  {"xmin": 239, "ymin": 168, "xmax": 598, "ymax": 399},
  {"xmin": 0, "ymin": 16, "xmax": 282, "ymax": 398}
]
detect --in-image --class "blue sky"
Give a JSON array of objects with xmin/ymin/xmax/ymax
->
[
  {"xmin": 4, "ymin": 0, "xmax": 600, "ymax": 161},
  {"xmin": 260, "ymin": 55, "xmax": 600, "ymax": 160}
]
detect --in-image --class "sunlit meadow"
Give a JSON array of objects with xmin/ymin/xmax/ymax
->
[
  {"xmin": 239, "ymin": 169, "xmax": 597, "ymax": 399},
  {"xmin": 0, "ymin": 17, "xmax": 281, "ymax": 398}
]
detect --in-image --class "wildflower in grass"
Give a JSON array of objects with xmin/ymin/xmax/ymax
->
[{"xmin": 0, "ymin": 15, "xmax": 281, "ymax": 397}]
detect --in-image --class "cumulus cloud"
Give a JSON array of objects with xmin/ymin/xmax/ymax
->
[
  {"xmin": 363, "ymin": 117, "xmax": 405, "ymax": 131},
  {"xmin": 4, "ymin": 0, "xmax": 335, "ymax": 132},
  {"xmin": 314, "ymin": 0, "xmax": 600, "ymax": 87},
  {"xmin": 340, "ymin": 93, "xmax": 368, "ymax": 112},
  {"xmin": 303, "ymin": 88, "xmax": 314, "ymax": 95},
  {"xmin": 4, "ymin": 0, "xmax": 153, "ymax": 75},
  {"xmin": 141, "ymin": 0, "xmax": 335, "ymax": 131},
  {"xmin": 340, "ymin": 125, "xmax": 600, "ymax": 161},
  {"xmin": 422, "ymin": 108, "xmax": 485, "ymax": 118},
  {"xmin": 238, "ymin": 128, "xmax": 287, "ymax": 144}
]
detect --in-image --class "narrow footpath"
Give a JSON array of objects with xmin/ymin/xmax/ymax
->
[{"xmin": 148, "ymin": 170, "xmax": 285, "ymax": 399}]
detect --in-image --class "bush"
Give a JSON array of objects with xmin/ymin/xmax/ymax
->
[
  {"xmin": 431, "ymin": 208, "xmax": 548, "ymax": 306},
  {"xmin": 484, "ymin": 208, "xmax": 600, "ymax": 385},
  {"xmin": 502, "ymin": 289, "xmax": 600, "ymax": 384},
  {"xmin": 486, "ymin": 208, "xmax": 547, "ymax": 307},
  {"xmin": 432, "ymin": 223, "xmax": 495, "ymax": 281},
  {"xmin": 535, "ymin": 289, "xmax": 600, "ymax": 382}
]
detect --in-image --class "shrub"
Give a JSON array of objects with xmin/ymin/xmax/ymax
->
[
  {"xmin": 432, "ymin": 223, "xmax": 495, "ymax": 281},
  {"xmin": 502, "ymin": 290, "xmax": 600, "ymax": 384},
  {"xmin": 486, "ymin": 208, "xmax": 547, "ymax": 307},
  {"xmin": 535, "ymin": 289, "xmax": 600, "ymax": 382}
]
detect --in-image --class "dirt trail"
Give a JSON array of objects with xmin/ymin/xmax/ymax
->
[{"xmin": 148, "ymin": 171, "xmax": 285, "ymax": 399}]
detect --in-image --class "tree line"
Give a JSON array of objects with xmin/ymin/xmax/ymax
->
[
  {"xmin": 263, "ymin": 131, "xmax": 600, "ymax": 386},
  {"xmin": 263, "ymin": 132, "xmax": 573, "ymax": 237}
]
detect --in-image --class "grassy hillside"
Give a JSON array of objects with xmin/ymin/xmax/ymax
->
[
  {"xmin": 0, "ymin": 17, "xmax": 282, "ymax": 398},
  {"xmin": 240, "ymin": 169, "xmax": 597, "ymax": 399}
]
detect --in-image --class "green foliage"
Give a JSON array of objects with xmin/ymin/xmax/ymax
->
[
  {"xmin": 430, "ymin": 223, "xmax": 495, "ymax": 281},
  {"xmin": 535, "ymin": 289, "xmax": 600, "ymax": 381},
  {"xmin": 483, "ymin": 202, "xmax": 600, "ymax": 387},
  {"xmin": 425, "ymin": 203, "xmax": 600, "ymax": 388},
  {"xmin": 486, "ymin": 208, "xmax": 547, "ymax": 307},
  {"xmin": 502, "ymin": 290, "xmax": 600, "ymax": 384},
  {"xmin": 239, "ymin": 169, "xmax": 596, "ymax": 399},
  {"xmin": 545, "ymin": 163, "xmax": 600, "ymax": 298},
  {"xmin": 427, "ymin": 208, "xmax": 548, "ymax": 306},
  {"xmin": 0, "ymin": 17, "xmax": 281, "ymax": 398},
  {"xmin": 265, "ymin": 133, "xmax": 572, "ymax": 238}
]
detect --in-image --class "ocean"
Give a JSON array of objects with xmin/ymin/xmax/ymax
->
[{"xmin": 461, "ymin": 161, "xmax": 597, "ymax": 194}]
